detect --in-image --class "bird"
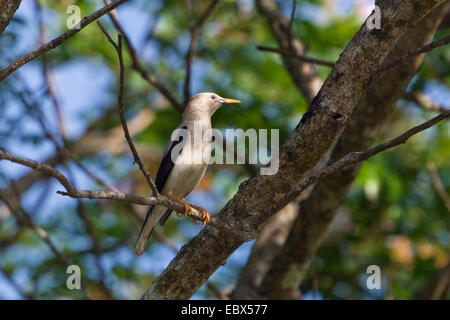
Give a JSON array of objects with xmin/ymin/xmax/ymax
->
[{"xmin": 134, "ymin": 92, "xmax": 241, "ymax": 255}]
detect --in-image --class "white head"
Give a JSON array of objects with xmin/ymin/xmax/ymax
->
[{"xmin": 183, "ymin": 92, "xmax": 240, "ymax": 119}]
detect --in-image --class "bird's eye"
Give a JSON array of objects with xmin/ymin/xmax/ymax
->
[{"xmin": 210, "ymin": 95, "xmax": 215, "ymax": 100}]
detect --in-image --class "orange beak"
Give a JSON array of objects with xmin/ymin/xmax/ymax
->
[{"xmin": 220, "ymin": 98, "xmax": 241, "ymax": 104}]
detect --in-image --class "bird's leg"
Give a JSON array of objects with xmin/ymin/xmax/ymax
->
[
  {"xmin": 166, "ymin": 194, "xmax": 192, "ymax": 218},
  {"xmin": 165, "ymin": 195, "xmax": 210, "ymax": 226},
  {"xmin": 189, "ymin": 204, "xmax": 210, "ymax": 227}
]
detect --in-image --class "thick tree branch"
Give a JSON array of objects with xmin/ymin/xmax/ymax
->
[
  {"xmin": 0, "ymin": 0, "xmax": 21, "ymax": 37},
  {"xmin": 257, "ymin": 2, "xmax": 450, "ymax": 296},
  {"xmin": 0, "ymin": 0, "xmax": 129, "ymax": 82},
  {"xmin": 141, "ymin": 0, "xmax": 446, "ymax": 299},
  {"xmin": 0, "ymin": 150, "xmax": 245, "ymax": 238}
]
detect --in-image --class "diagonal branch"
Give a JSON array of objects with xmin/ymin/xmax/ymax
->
[
  {"xmin": 0, "ymin": 150, "xmax": 234, "ymax": 237},
  {"xmin": 141, "ymin": 0, "xmax": 447, "ymax": 300},
  {"xmin": 257, "ymin": 46, "xmax": 335, "ymax": 67},
  {"xmin": 0, "ymin": 188, "xmax": 70, "ymax": 266},
  {"xmin": 373, "ymin": 34, "xmax": 450, "ymax": 80},
  {"xmin": 97, "ymin": 22, "xmax": 158, "ymax": 196},
  {"xmin": 252, "ymin": 3, "xmax": 450, "ymax": 298},
  {"xmin": 183, "ymin": 0, "xmax": 220, "ymax": 105},
  {"xmin": 256, "ymin": 0, "xmax": 322, "ymax": 103},
  {"xmin": 0, "ymin": 0, "xmax": 22, "ymax": 37},
  {"xmin": 1, "ymin": 110, "xmax": 448, "ymax": 298},
  {"xmin": 405, "ymin": 91, "xmax": 448, "ymax": 113},
  {"xmin": 283, "ymin": 110, "xmax": 450, "ymax": 207},
  {"xmin": 428, "ymin": 162, "xmax": 450, "ymax": 213},
  {"xmin": 102, "ymin": 0, "xmax": 183, "ymax": 111},
  {"xmin": 0, "ymin": 0, "xmax": 129, "ymax": 82}
]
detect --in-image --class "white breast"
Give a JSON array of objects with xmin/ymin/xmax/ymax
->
[{"xmin": 161, "ymin": 120, "xmax": 212, "ymax": 198}]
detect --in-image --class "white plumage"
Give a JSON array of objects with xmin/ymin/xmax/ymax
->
[{"xmin": 135, "ymin": 92, "xmax": 240, "ymax": 255}]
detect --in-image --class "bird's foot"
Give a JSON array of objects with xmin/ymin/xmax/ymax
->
[
  {"xmin": 165, "ymin": 195, "xmax": 210, "ymax": 226},
  {"xmin": 189, "ymin": 204, "xmax": 210, "ymax": 227},
  {"xmin": 166, "ymin": 195, "xmax": 192, "ymax": 218}
]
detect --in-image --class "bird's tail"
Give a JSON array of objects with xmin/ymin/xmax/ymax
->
[{"xmin": 134, "ymin": 206, "xmax": 158, "ymax": 255}]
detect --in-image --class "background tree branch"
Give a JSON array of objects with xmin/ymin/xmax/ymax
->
[
  {"xmin": 253, "ymin": 2, "xmax": 450, "ymax": 299},
  {"xmin": 140, "ymin": 0, "xmax": 446, "ymax": 299},
  {"xmin": 0, "ymin": 0, "xmax": 22, "ymax": 37}
]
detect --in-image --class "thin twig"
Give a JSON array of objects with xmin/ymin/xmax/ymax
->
[
  {"xmin": 14, "ymin": 81, "xmax": 119, "ymax": 193},
  {"xmin": 35, "ymin": 0, "xmax": 66, "ymax": 140},
  {"xmin": 284, "ymin": 110, "xmax": 450, "ymax": 203},
  {"xmin": 404, "ymin": 91, "xmax": 448, "ymax": 113},
  {"xmin": 0, "ymin": 190, "xmax": 70, "ymax": 266},
  {"xmin": 427, "ymin": 162, "xmax": 450, "ymax": 212},
  {"xmin": 97, "ymin": 22, "xmax": 159, "ymax": 196},
  {"xmin": 2, "ymin": 112, "xmax": 450, "ymax": 242},
  {"xmin": 257, "ymin": 46, "xmax": 335, "ymax": 67},
  {"xmin": 287, "ymin": 0, "xmax": 297, "ymax": 51},
  {"xmin": 102, "ymin": 0, "xmax": 183, "ymax": 111},
  {"xmin": 373, "ymin": 34, "xmax": 450, "ymax": 80},
  {"xmin": 76, "ymin": 201, "xmax": 113, "ymax": 299},
  {"xmin": 0, "ymin": 150, "xmax": 75, "ymax": 193},
  {"xmin": 0, "ymin": 150, "xmax": 226, "ymax": 234},
  {"xmin": 0, "ymin": 268, "xmax": 34, "ymax": 300},
  {"xmin": 183, "ymin": 0, "xmax": 220, "ymax": 105},
  {"xmin": 0, "ymin": 0, "xmax": 129, "ymax": 82}
]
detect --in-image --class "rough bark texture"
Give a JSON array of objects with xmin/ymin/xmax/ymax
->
[
  {"xmin": 258, "ymin": 3, "xmax": 450, "ymax": 299},
  {"xmin": 141, "ymin": 0, "xmax": 445, "ymax": 300},
  {"xmin": 256, "ymin": 0, "xmax": 322, "ymax": 103},
  {"xmin": 232, "ymin": 203, "xmax": 298, "ymax": 299},
  {"xmin": 232, "ymin": 0, "xmax": 323, "ymax": 299},
  {"xmin": 0, "ymin": 0, "xmax": 21, "ymax": 37}
]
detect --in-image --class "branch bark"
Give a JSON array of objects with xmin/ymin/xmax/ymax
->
[
  {"xmin": 140, "ymin": 0, "xmax": 446, "ymax": 299},
  {"xmin": 0, "ymin": 0, "xmax": 21, "ymax": 37},
  {"xmin": 183, "ymin": 0, "xmax": 220, "ymax": 105},
  {"xmin": 257, "ymin": 3, "xmax": 450, "ymax": 299},
  {"xmin": 256, "ymin": 0, "xmax": 322, "ymax": 103},
  {"xmin": 102, "ymin": 0, "xmax": 183, "ymax": 112},
  {"xmin": 0, "ymin": 0, "xmax": 129, "ymax": 82}
]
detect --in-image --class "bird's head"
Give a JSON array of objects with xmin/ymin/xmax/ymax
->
[{"xmin": 185, "ymin": 92, "xmax": 240, "ymax": 118}]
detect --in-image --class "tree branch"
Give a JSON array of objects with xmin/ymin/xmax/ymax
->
[
  {"xmin": 0, "ymin": 0, "xmax": 129, "ymax": 82},
  {"xmin": 404, "ymin": 91, "xmax": 448, "ymax": 113},
  {"xmin": 257, "ymin": 46, "xmax": 335, "ymax": 67},
  {"xmin": 183, "ymin": 0, "xmax": 220, "ymax": 105},
  {"xmin": 428, "ymin": 162, "xmax": 450, "ymax": 213},
  {"xmin": 140, "ymin": 0, "xmax": 446, "ymax": 300},
  {"xmin": 253, "ymin": 2, "xmax": 450, "ymax": 298},
  {"xmin": 373, "ymin": 34, "xmax": 450, "ymax": 80},
  {"xmin": 286, "ymin": 110, "xmax": 450, "ymax": 207},
  {"xmin": 0, "ymin": 0, "xmax": 22, "ymax": 37},
  {"xmin": 0, "ymin": 150, "xmax": 248, "ymax": 239},
  {"xmin": 256, "ymin": 0, "xmax": 322, "ymax": 103},
  {"xmin": 97, "ymin": 22, "xmax": 159, "ymax": 196},
  {"xmin": 102, "ymin": 0, "xmax": 183, "ymax": 111}
]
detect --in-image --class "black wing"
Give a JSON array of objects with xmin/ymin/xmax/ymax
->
[
  {"xmin": 139, "ymin": 126, "xmax": 187, "ymax": 235},
  {"xmin": 154, "ymin": 125, "xmax": 187, "ymax": 192}
]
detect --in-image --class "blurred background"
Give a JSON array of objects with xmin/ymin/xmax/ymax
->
[{"xmin": 0, "ymin": 0, "xmax": 449, "ymax": 299}]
